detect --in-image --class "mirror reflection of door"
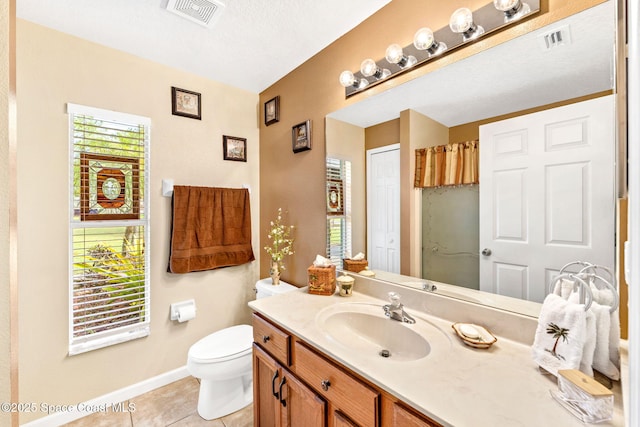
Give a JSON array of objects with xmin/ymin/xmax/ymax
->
[
  {"xmin": 479, "ymin": 95, "xmax": 615, "ymax": 303},
  {"xmin": 367, "ymin": 144, "xmax": 400, "ymax": 273}
]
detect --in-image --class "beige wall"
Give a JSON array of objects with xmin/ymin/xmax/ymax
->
[
  {"xmin": 1, "ymin": 1, "xmax": 18, "ymax": 426},
  {"xmin": 259, "ymin": 0, "xmax": 607, "ymax": 284},
  {"xmin": 365, "ymin": 119, "xmax": 399, "ymax": 151},
  {"xmin": 325, "ymin": 118, "xmax": 366, "ymax": 256},
  {"xmin": 17, "ymin": 20, "xmax": 259, "ymax": 423}
]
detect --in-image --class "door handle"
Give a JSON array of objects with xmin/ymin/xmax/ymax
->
[
  {"xmin": 271, "ymin": 370, "xmax": 279, "ymax": 399},
  {"xmin": 481, "ymin": 248, "xmax": 492, "ymax": 256},
  {"xmin": 278, "ymin": 377, "xmax": 287, "ymax": 407}
]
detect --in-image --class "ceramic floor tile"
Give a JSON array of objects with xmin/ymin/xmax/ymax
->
[
  {"xmin": 62, "ymin": 405, "xmax": 132, "ymax": 427},
  {"xmin": 168, "ymin": 413, "xmax": 226, "ymax": 426},
  {"xmin": 219, "ymin": 403, "xmax": 253, "ymax": 427},
  {"xmin": 129, "ymin": 377, "xmax": 200, "ymax": 427}
]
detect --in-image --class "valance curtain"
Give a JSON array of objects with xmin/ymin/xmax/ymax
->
[{"xmin": 414, "ymin": 140, "xmax": 479, "ymax": 188}]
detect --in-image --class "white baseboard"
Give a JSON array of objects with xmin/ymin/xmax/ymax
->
[{"xmin": 21, "ymin": 366, "xmax": 190, "ymax": 427}]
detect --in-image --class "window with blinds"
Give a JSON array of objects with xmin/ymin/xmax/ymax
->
[
  {"xmin": 326, "ymin": 158, "xmax": 352, "ymax": 267},
  {"xmin": 68, "ymin": 104, "xmax": 150, "ymax": 355}
]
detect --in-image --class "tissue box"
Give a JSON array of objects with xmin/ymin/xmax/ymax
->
[
  {"xmin": 343, "ymin": 259, "xmax": 368, "ymax": 273},
  {"xmin": 307, "ymin": 265, "xmax": 336, "ymax": 296},
  {"xmin": 552, "ymin": 369, "xmax": 614, "ymax": 423}
]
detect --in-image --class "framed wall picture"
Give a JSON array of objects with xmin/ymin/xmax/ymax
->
[
  {"xmin": 264, "ymin": 96, "xmax": 279, "ymax": 126},
  {"xmin": 326, "ymin": 179, "xmax": 344, "ymax": 215},
  {"xmin": 171, "ymin": 86, "xmax": 201, "ymax": 120},
  {"xmin": 292, "ymin": 120, "xmax": 312, "ymax": 153},
  {"xmin": 223, "ymin": 135, "xmax": 247, "ymax": 162}
]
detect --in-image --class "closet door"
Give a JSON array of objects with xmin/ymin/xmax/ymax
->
[
  {"xmin": 479, "ymin": 95, "xmax": 615, "ymax": 302},
  {"xmin": 367, "ymin": 144, "xmax": 401, "ymax": 274}
]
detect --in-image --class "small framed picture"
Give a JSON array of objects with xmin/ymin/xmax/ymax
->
[
  {"xmin": 171, "ymin": 86, "xmax": 201, "ymax": 120},
  {"xmin": 326, "ymin": 179, "xmax": 344, "ymax": 215},
  {"xmin": 264, "ymin": 96, "xmax": 279, "ymax": 126},
  {"xmin": 223, "ymin": 135, "xmax": 247, "ymax": 162},
  {"xmin": 292, "ymin": 120, "xmax": 312, "ymax": 153}
]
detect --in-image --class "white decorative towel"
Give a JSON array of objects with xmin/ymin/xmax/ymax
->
[
  {"xmin": 590, "ymin": 283, "xmax": 621, "ymax": 369},
  {"xmin": 532, "ymin": 294, "xmax": 587, "ymax": 376},
  {"xmin": 566, "ymin": 291, "xmax": 595, "ymax": 377},
  {"xmin": 589, "ymin": 301, "xmax": 620, "ymax": 380},
  {"xmin": 553, "ymin": 278, "xmax": 575, "ymax": 300}
]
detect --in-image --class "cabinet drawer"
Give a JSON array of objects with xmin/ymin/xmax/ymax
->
[
  {"xmin": 294, "ymin": 341, "xmax": 379, "ymax": 427},
  {"xmin": 253, "ymin": 314, "xmax": 290, "ymax": 366}
]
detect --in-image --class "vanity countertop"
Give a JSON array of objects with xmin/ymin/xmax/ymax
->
[{"xmin": 248, "ymin": 286, "xmax": 625, "ymax": 427}]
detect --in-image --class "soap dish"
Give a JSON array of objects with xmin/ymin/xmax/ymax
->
[{"xmin": 452, "ymin": 323, "xmax": 497, "ymax": 349}]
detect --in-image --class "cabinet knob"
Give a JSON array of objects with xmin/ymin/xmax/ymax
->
[
  {"xmin": 262, "ymin": 335, "xmax": 270, "ymax": 343},
  {"xmin": 321, "ymin": 379, "xmax": 331, "ymax": 391}
]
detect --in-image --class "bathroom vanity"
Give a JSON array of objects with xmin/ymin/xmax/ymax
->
[{"xmin": 249, "ymin": 276, "xmax": 625, "ymax": 426}]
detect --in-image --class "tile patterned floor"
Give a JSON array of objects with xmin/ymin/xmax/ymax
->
[{"xmin": 63, "ymin": 377, "xmax": 253, "ymax": 427}]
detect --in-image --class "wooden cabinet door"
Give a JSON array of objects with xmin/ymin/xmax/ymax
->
[
  {"xmin": 253, "ymin": 344, "xmax": 282, "ymax": 427},
  {"xmin": 334, "ymin": 410, "xmax": 359, "ymax": 427},
  {"xmin": 281, "ymin": 369, "xmax": 326, "ymax": 427},
  {"xmin": 391, "ymin": 403, "xmax": 440, "ymax": 427},
  {"xmin": 255, "ymin": 343, "xmax": 326, "ymax": 427}
]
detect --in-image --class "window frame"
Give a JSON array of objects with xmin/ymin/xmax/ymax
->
[{"xmin": 67, "ymin": 103, "xmax": 151, "ymax": 355}]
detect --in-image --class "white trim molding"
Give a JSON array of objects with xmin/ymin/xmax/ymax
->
[{"xmin": 20, "ymin": 366, "xmax": 189, "ymax": 427}]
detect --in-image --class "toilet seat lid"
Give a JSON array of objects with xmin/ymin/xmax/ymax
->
[{"xmin": 189, "ymin": 324, "xmax": 253, "ymax": 362}]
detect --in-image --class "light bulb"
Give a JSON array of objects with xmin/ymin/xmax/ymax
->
[
  {"xmin": 413, "ymin": 27, "xmax": 447, "ymax": 56},
  {"xmin": 339, "ymin": 70, "xmax": 355, "ymax": 88},
  {"xmin": 413, "ymin": 28, "xmax": 434, "ymax": 50},
  {"xmin": 385, "ymin": 44, "xmax": 417, "ymax": 68},
  {"xmin": 449, "ymin": 8, "xmax": 484, "ymax": 41},
  {"xmin": 493, "ymin": 0, "xmax": 519, "ymax": 10},
  {"xmin": 449, "ymin": 8, "xmax": 474, "ymax": 33},
  {"xmin": 360, "ymin": 59, "xmax": 378, "ymax": 77},
  {"xmin": 494, "ymin": 0, "xmax": 530, "ymax": 19},
  {"xmin": 339, "ymin": 70, "xmax": 368, "ymax": 90},
  {"xmin": 385, "ymin": 44, "xmax": 404, "ymax": 64}
]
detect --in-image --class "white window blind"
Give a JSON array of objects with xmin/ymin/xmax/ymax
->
[
  {"xmin": 68, "ymin": 104, "xmax": 150, "ymax": 355},
  {"xmin": 326, "ymin": 158, "xmax": 352, "ymax": 267}
]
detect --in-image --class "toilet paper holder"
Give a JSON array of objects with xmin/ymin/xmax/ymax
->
[{"xmin": 170, "ymin": 299, "xmax": 196, "ymax": 322}]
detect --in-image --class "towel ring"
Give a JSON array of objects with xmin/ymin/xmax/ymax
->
[
  {"xmin": 578, "ymin": 264, "xmax": 615, "ymax": 285},
  {"xmin": 559, "ymin": 261, "xmax": 593, "ymax": 274},
  {"xmin": 549, "ymin": 273, "xmax": 593, "ymax": 311},
  {"xmin": 577, "ymin": 270, "xmax": 619, "ymax": 314}
]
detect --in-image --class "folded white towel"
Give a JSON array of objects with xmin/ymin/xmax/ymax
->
[
  {"xmin": 589, "ymin": 283, "xmax": 621, "ymax": 369},
  {"xmin": 351, "ymin": 252, "xmax": 365, "ymax": 261},
  {"xmin": 553, "ymin": 277, "xmax": 575, "ymax": 299},
  {"xmin": 532, "ymin": 294, "xmax": 588, "ymax": 376},
  {"xmin": 564, "ymin": 290, "xmax": 594, "ymax": 377},
  {"xmin": 589, "ymin": 301, "xmax": 620, "ymax": 380}
]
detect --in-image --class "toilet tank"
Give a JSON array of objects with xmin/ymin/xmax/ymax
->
[{"xmin": 255, "ymin": 278, "xmax": 297, "ymax": 299}]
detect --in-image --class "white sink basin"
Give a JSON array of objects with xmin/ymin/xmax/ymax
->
[{"xmin": 315, "ymin": 302, "xmax": 450, "ymax": 362}]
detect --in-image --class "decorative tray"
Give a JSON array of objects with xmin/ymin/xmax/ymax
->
[{"xmin": 451, "ymin": 323, "xmax": 497, "ymax": 349}]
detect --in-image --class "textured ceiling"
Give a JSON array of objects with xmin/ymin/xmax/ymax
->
[
  {"xmin": 16, "ymin": 0, "xmax": 392, "ymax": 93},
  {"xmin": 329, "ymin": 2, "xmax": 615, "ymax": 128}
]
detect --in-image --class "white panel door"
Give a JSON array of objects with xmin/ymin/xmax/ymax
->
[
  {"xmin": 367, "ymin": 145, "xmax": 400, "ymax": 273},
  {"xmin": 479, "ymin": 95, "xmax": 615, "ymax": 302}
]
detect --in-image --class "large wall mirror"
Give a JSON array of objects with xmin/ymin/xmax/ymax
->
[{"xmin": 325, "ymin": 2, "xmax": 618, "ymax": 318}]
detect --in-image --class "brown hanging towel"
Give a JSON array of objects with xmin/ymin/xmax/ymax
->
[{"xmin": 168, "ymin": 186, "xmax": 255, "ymax": 273}]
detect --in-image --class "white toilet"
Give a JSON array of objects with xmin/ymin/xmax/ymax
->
[{"xmin": 187, "ymin": 279, "xmax": 297, "ymax": 420}]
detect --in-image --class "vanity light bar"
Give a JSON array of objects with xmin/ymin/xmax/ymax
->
[{"xmin": 341, "ymin": 0, "xmax": 540, "ymax": 97}]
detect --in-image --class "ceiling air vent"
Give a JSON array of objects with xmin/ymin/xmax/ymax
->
[
  {"xmin": 537, "ymin": 24, "xmax": 572, "ymax": 51},
  {"xmin": 166, "ymin": 0, "xmax": 226, "ymax": 28}
]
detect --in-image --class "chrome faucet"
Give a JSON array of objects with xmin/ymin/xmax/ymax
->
[{"xmin": 382, "ymin": 292, "xmax": 415, "ymax": 324}]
